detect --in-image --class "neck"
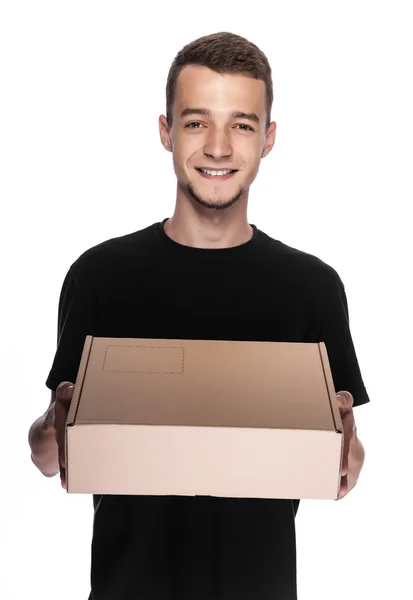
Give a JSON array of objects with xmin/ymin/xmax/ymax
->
[{"xmin": 164, "ymin": 214, "xmax": 253, "ymax": 249}]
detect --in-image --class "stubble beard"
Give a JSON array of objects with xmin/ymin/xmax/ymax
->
[{"xmin": 179, "ymin": 178, "xmax": 247, "ymax": 212}]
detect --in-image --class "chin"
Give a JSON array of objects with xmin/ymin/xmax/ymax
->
[{"xmin": 190, "ymin": 187, "xmax": 246, "ymax": 211}]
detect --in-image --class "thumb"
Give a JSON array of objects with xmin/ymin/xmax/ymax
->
[
  {"xmin": 336, "ymin": 391, "xmax": 351, "ymax": 408},
  {"xmin": 57, "ymin": 382, "xmax": 75, "ymax": 402}
]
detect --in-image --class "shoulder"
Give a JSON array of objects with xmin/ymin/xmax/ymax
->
[
  {"xmin": 67, "ymin": 222, "xmax": 158, "ymax": 277},
  {"xmin": 259, "ymin": 230, "xmax": 343, "ymax": 288}
]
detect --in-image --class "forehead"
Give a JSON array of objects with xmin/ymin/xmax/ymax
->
[{"xmin": 174, "ymin": 65, "xmax": 266, "ymax": 117}]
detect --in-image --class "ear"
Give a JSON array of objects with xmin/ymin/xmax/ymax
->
[
  {"xmin": 159, "ymin": 115, "xmax": 173, "ymax": 153},
  {"xmin": 261, "ymin": 121, "xmax": 276, "ymax": 159}
]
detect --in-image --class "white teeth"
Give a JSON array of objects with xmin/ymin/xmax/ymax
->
[{"xmin": 199, "ymin": 168, "xmax": 233, "ymax": 176}]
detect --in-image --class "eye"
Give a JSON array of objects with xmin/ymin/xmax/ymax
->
[
  {"xmin": 185, "ymin": 122, "xmax": 203, "ymax": 129},
  {"xmin": 185, "ymin": 122, "xmax": 254, "ymax": 131},
  {"xmin": 236, "ymin": 124, "xmax": 254, "ymax": 131}
]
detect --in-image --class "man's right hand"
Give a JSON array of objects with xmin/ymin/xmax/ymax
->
[{"xmin": 46, "ymin": 381, "xmax": 75, "ymax": 489}]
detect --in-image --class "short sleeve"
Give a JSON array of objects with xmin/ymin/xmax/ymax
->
[
  {"xmin": 317, "ymin": 269, "xmax": 370, "ymax": 407},
  {"xmin": 45, "ymin": 258, "xmax": 98, "ymax": 392}
]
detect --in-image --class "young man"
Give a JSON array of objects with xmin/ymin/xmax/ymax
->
[{"xmin": 29, "ymin": 31, "xmax": 369, "ymax": 600}]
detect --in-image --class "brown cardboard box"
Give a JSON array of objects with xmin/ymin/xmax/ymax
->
[{"xmin": 66, "ymin": 336, "xmax": 343, "ymax": 500}]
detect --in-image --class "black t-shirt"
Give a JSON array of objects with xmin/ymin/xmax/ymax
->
[{"xmin": 46, "ymin": 218, "xmax": 370, "ymax": 600}]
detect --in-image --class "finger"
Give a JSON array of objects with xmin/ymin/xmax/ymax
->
[
  {"xmin": 339, "ymin": 475, "xmax": 348, "ymax": 500},
  {"xmin": 60, "ymin": 465, "xmax": 66, "ymax": 489},
  {"xmin": 56, "ymin": 382, "xmax": 75, "ymax": 402},
  {"xmin": 341, "ymin": 444, "xmax": 348, "ymax": 477},
  {"xmin": 341, "ymin": 429, "xmax": 350, "ymax": 476},
  {"xmin": 54, "ymin": 387, "xmax": 73, "ymax": 463},
  {"xmin": 336, "ymin": 391, "xmax": 354, "ymax": 412},
  {"xmin": 55, "ymin": 418, "xmax": 66, "ymax": 465},
  {"xmin": 336, "ymin": 392, "xmax": 348, "ymax": 412},
  {"xmin": 59, "ymin": 448, "xmax": 66, "ymax": 469},
  {"xmin": 340, "ymin": 408, "xmax": 355, "ymax": 475}
]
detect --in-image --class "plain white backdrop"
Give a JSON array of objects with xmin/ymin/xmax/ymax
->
[{"xmin": 1, "ymin": 1, "xmax": 412, "ymax": 598}]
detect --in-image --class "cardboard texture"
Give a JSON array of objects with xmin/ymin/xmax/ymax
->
[{"xmin": 65, "ymin": 336, "xmax": 344, "ymax": 500}]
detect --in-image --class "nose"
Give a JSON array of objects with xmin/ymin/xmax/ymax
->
[{"xmin": 203, "ymin": 128, "xmax": 232, "ymax": 161}]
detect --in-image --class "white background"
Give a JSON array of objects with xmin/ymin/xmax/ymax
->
[{"xmin": 1, "ymin": 1, "xmax": 412, "ymax": 598}]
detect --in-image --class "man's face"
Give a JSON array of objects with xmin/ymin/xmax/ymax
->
[{"xmin": 159, "ymin": 65, "xmax": 276, "ymax": 212}]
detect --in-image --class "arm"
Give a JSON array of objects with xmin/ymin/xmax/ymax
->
[{"xmin": 36, "ymin": 260, "xmax": 96, "ymax": 484}]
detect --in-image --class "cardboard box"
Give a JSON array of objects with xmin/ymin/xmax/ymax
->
[{"xmin": 66, "ymin": 336, "xmax": 344, "ymax": 500}]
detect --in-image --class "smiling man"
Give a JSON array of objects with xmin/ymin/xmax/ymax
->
[
  {"xmin": 159, "ymin": 61, "xmax": 274, "ymax": 246},
  {"xmin": 29, "ymin": 32, "xmax": 370, "ymax": 600}
]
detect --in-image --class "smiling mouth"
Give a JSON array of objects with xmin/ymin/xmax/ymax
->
[{"xmin": 195, "ymin": 168, "xmax": 238, "ymax": 179}]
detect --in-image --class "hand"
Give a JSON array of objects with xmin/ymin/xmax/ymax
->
[
  {"xmin": 336, "ymin": 390, "xmax": 356, "ymax": 500},
  {"xmin": 47, "ymin": 381, "xmax": 75, "ymax": 489}
]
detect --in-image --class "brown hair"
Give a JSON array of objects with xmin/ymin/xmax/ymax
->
[{"xmin": 166, "ymin": 32, "xmax": 273, "ymax": 131}]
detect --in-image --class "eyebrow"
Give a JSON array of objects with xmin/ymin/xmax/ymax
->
[{"xmin": 180, "ymin": 107, "xmax": 260, "ymax": 124}]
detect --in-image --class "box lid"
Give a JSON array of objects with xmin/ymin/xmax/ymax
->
[{"xmin": 67, "ymin": 336, "xmax": 342, "ymax": 433}]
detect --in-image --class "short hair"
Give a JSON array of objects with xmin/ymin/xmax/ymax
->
[{"xmin": 166, "ymin": 32, "xmax": 273, "ymax": 131}]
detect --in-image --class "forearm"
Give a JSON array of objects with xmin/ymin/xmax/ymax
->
[{"xmin": 28, "ymin": 413, "xmax": 59, "ymax": 477}]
